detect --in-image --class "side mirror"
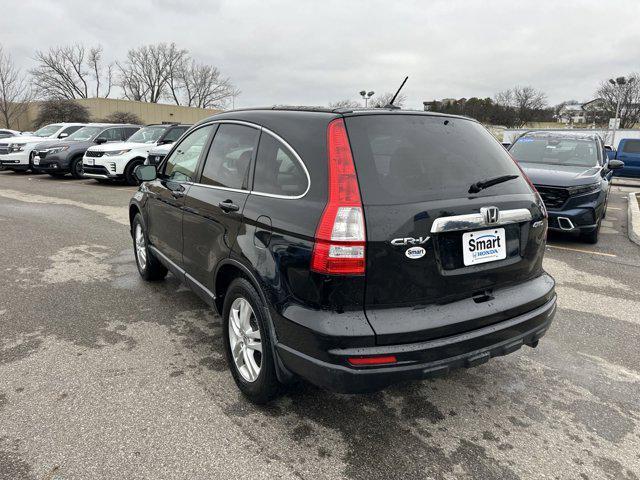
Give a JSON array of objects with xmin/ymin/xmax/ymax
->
[
  {"xmin": 134, "ymin": 164, "xmax": 157, "ymax": 182},
  {"xmin": 608, "ymin": 159, "xmax": 624, "ymax": 170},
  {"xmin": 95, "ymin": 137, "xmax": 107, "ymax": 144},
  {"xmin": 157, "ymin": 139, "xmax": 173, "ymax": 146},
  {"xmin": 58, "ymin": 132, "xmax": 69, "ymax": 138}
]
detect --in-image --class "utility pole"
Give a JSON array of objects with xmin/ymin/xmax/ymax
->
[{"xmin": 608, "ymin": 76, "xmax": 634, "ymax": 149}]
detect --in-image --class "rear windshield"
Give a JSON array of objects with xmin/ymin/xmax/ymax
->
[
  {"xmin": 510, "ymin": 136, "xmax": 599, "ymax": 167},
  {"xmin": 345, "ymin": 115, "xmax": 527, "ymax": 204}
]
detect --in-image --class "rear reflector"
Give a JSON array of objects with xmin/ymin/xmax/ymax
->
[
  {"xmin": 311, "ymin": 118, "xmax": 366, "ymax": 275},
  {"xmin": 348, "ymin": 355, "xmax": 397, "ymax": 366}
]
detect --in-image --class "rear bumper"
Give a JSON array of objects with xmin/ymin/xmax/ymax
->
[{"xmin": 277, "ymin": 294, "xmax": 556, "ymax": 393}]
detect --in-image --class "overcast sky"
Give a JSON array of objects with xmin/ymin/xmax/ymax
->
[{"xmin": 2, "ymin": 0, "xmax": 640, "ymax": 109}]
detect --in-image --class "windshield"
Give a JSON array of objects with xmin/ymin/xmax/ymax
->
[
  {"xmin": 33, "ymin": 124, "xmax": 62, "ymax": 137},
  {"xmin": 345, "ymin": 115, "xmax": 528, "ymax": 204},
  {"xmin": 510, "ymin": 136, "xmax": 599, "ymax": 167},
  {"xmin": 66, "ymin": 126, "xmax": 103, "ymax": 141},
  {"xmin": 127, "ymin": 126, "xmax": 166, "ymax": 144}
]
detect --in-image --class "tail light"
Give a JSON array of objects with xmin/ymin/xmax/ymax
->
[
  {"xmin": 310, "ymin": 118, "xmax": 366, "ymax": 275},
  {"xmin": 348, "ymin": 355, "xmax": 397, "ymax": 366}
]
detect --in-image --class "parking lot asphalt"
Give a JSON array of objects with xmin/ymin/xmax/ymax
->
[{"xmin": 0, "ymin": 171, "xmax": 639, "ymax": 480}]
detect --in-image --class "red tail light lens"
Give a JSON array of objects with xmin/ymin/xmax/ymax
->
[
  {"xmin": 311, "ymin": 119, "xmax": 366, "ymax": 275},
  {"xmin": 348, "ymin": 355, "xmax": 397, "ymax": 366}
]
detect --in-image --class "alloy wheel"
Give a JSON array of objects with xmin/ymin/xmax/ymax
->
[
  {"xmin": 135, "ymin": 224, "xmax": 147, "ymax": 270},
  {"xmin": 228, "ymin": 297, "xmax": 262, "ymax": 382}
]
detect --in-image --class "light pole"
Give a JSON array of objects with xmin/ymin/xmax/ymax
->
[
  {"xmin": 608, "ymin": 76, "xmax": 634, "ymax": 149},
  {"xmin": 360, "ymin": 90, "xmax": 375, "ymax": 107}
]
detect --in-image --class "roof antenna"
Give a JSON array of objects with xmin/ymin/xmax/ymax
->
[{"xmin": 386, "ymin": 76, "xmax": 408, "ymax": 109}]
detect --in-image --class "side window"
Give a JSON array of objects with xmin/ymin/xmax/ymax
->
[
  {"xmin": 100, "ymin": 128, "xmax": 124, "ymax": 141},
  {"xmin": 622, "ymin": 140, "xmax": 640, "ymax": 154},
  {"xmin": 163, "ymin": 125, "xmax": 215, "ymax": 182},
  {"xmin": 124, "ymin": 127, "xmax": 139, "ymax": 139},
  {"xmin": 60, "ymin": 126, "xmax": 82, "ymax": 137},
  {"xmin": 200, "ymin": 124, "xmax": 259, "ymax": 189},
  {"xmin": 254, "ymin": 133, "xmax": 308, "ymax": 196},
  {"xmin": 163, "ymin": 126, "xmax": 189, "ymax": 143}
]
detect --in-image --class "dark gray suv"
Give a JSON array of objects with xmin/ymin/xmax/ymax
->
[{"xmin": 32, "ymin": 124, "xmax": 140, "ymax": 178}]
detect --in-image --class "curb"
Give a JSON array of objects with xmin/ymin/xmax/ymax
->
[{"xmin": 628, "ymin": 191, "xmax": 640, "ymax": 247}]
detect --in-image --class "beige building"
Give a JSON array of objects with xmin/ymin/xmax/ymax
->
[{"xmin": 11, "ymin": 98, "xmax": 222, "ymax": 130}]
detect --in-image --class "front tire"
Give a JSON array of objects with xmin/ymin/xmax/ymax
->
[
  {"xmin": 132, "ymin": 213, "xmax": 168, "ymax": 281},
  {"xmin": 581, "ymin": 222, "xmax": 600, "ymax": 244},
  {"xmin": 124, "ymin": 159, "xmax": 143, "ymax": 186},
  {"xmin": 70, "ymin": 157, "xmax": 84, "ymax": 179},
  {"xmin": 223, "ymin": 278, "xmax": 280, "ymax": 404}
]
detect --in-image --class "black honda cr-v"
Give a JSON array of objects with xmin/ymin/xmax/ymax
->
[{"xmin": 129, "ymin": 107, "xmax": 556, "ymax": 403}]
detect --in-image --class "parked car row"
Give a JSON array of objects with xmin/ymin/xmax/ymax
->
[
  {"xmin": 0, "ymin": 122, "xmax": 191, "ymax": 185},
  {"xmin": 605, "ymin": 138, "xmax": 640, "ymax": 178}
]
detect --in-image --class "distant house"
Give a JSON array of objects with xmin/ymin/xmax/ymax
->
[{"xmin": 557, "ymin": 98, "xmax": 611, "ymax": 125}]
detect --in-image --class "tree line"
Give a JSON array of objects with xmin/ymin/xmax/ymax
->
[{"xmin": 0, "ymin": 42, "xmax": 239, "ymax": 128}]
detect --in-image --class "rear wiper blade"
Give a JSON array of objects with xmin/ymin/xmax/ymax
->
[{"xmin": 468, "ymin": 174, "xmax": 519, "ymax": 194}]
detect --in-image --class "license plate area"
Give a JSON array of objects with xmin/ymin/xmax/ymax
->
[
  {"xmin": 436, "ymin": 223, "xmax": 521, "ymax": 270},
  {"xmin": 462, "ymin": 228, "xmax": 506, "ymax": 266}
]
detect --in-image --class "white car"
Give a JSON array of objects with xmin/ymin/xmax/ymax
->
[
  {"xmin": 0, "ymin": 123, "xmax": 85, "ymax": 172},
  {"xmin": 83, "ymin": 123, "xmax": 190, "ymax": 185},
  {"xmin": 0, "ymin": 129, "xmax": 21, "ymax": 139},
  {"xmin": 145, "ymin": 142, "xmax": 173, "ymax": 166}
]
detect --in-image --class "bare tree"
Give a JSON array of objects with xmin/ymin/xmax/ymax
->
[
  {"xmin": 596, "ymin": 74, "xmax": 640, "ymax": 128},
  {"xmin": 30, "ymin": 44, "xmax": 113, "ymax": 99},
  {"xmin": 0, "ymin": 45, "xmax": 33, "ymax": 128},
  {"xmin": 87, "ymin": 46, "xmax": 113, "ymax": 98},
  {"xmin": 368, "ymin": 92, "xmax": 406, "ymax": 108},
  {"xmin": 117, "ymin": 43, "xmax": 188, "ymax": 103},
  {"xmin": 328, "ymin": 99, "xmax": 360, "ymax": 109},
  {"xmin": 98, "ymin": 111, "xmax": 142, "ymax": 124},
  {"xmin": 176, "ymin": 61, "xmax": 238, "ymax": 109},
  {"xmin": 495, "ymin": 86, "xmax": 547, "ymax": 127}
]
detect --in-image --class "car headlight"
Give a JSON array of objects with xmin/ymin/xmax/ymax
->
[
  {"xmin": 103, "ymin": 149, "xmax": 131, "ymax": 156},
  {"xmin": 47, "ymin": 146, "xmax": 69, "ymax": 154},
  {"xmin": 9, "ymin": 144, "xmax": 25, "ymax": 152},
  {"xmin": 568, "ymin": 182, "xmax": 600, "ymax": 196}
]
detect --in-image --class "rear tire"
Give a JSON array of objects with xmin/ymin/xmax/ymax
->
[
  {"xmin": 223, "ymin": 277, "xmax": 281, "ymax": 404},
  {"xmin": 70, "ymin": 157, "xmax": 84, "ymax": 179},
  {"xmin": 124, "ymin": 159, "xmax": 143, "ymax": 186},
  {"xmin": 132, "ymin": 213, "xmax": 168, "ymax": 281}
]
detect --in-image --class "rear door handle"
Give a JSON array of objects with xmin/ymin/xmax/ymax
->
[{"xmin": 219, "ymin": 200, "xmax": 240, "ymax": 213}]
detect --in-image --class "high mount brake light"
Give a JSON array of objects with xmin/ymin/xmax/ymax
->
[{"xmin": 310, "ymin": 118, "xmax": 366, "ymax": 275}]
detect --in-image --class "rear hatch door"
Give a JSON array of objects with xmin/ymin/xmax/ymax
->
[{"xmin": 344, "ymin": 114, "xmax": 547, "ymax": 345}]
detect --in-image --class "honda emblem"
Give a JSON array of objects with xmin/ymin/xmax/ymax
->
[{"xmin": 481, "ymin": 206, "xmax": 500, "ymax": 225}]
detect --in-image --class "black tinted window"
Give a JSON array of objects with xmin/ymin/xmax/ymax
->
[
  {"xmin": 200, "ymin": 124, "xmax": 259, "ymax": 189},
  {"xmin": 345, "ymin": 115, "xmax": 527, "ymax": 204},
  {"xmin": 254, "ymin": 133, "xmax": 307, "ymax": 196},
  {"xmin": 101, "ymin": 128, "xmax": 125, "ymax": 141},
  {"xmin": 163, "ymin": 126, "xmax": 189, "ymax": 143},
  {"xmin": 164, "ymin": 125, "xmax": 214, "ymax": 182},
  {"xmin": 622, "ymin": 139, "xmax": 640, "ymax": 154},
  {"xmin": 124, "ymin": 128, "xmax": 139, "ymax": 139}
]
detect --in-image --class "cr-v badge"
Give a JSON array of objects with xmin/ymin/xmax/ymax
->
[{"xmin": 390, "ymin": 236, "xmax": 430, "ymax": 246}]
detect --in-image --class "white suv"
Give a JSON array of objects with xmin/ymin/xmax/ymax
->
[
  {"xmin": 0, "ymin": 123, "xmax": 85, "ymax": 172},
  {"xmin": 83, "ymin": 124, "xmax": 190, "ymax": 185}
]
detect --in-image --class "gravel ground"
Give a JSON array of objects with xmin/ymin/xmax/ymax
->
[{"xmin": 0, "ymin": 171, "xmax": 639, "ymax": 480}]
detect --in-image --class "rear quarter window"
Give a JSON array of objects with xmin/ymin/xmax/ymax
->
[
  {"xmin": 253, "ymin": 133, "xmax": 308, "ymax": 197},
  {"xmin": 622, "ymin": 139, "xmax": 640, "ymax": 154},
  {"xmin": 345, "ymin": 115, "xmax": 528, "ymax": 204}
]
